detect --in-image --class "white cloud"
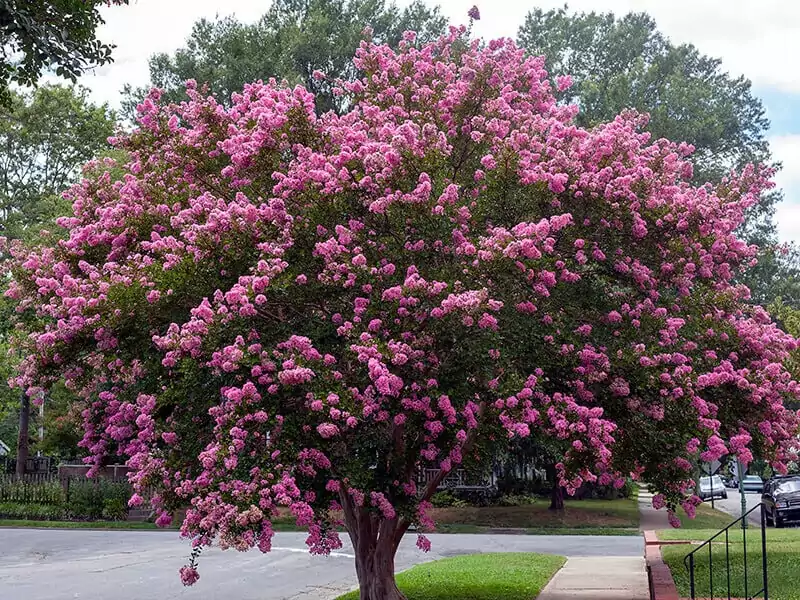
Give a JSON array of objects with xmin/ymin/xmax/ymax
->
[
  {"xmin": 74, "ymin": 0, "xmax": 269, "ymax": 107},
  {"xmin": 438, "ymin": 1, "xmax": 800, "ymax": 93},
  {"xmin": 771, "ymin": 134, "xmax": 800, "ymax": 242}
]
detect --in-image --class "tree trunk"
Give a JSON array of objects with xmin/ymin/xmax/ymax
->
[
  {"xmin": 354, "ymin": 542, "xmax": 406, "ymax": 600},
  {"xmin": 550, "ymin": 483, "xmax": 564, "ymax": 510},
  {"xmin": 545, "ymin": 461, "xmax": 564, "ymax": 510},
  {"xmin": 340, "ymin": 491, "xmax": 408, "ymax": 600},
  {"xmin": 15, "ymin": 392, "xmax": 30, "ymax": 477}
]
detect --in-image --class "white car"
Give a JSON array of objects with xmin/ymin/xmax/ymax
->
[{"xmin": 699, "ymin": 475, "xmax": 728, "ymax": 500}]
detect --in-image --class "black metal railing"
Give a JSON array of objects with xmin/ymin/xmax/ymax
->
[{"xmin": 683, "ymin": 503, "xmax": 768, "ymax": 599}]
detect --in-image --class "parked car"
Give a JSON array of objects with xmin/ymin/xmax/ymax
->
[
  {"xmin": 698, "ymin": 475, "xmax": 727, "ymax": 501},
  {"xmin": 762, "ymin": 475, "xmax": 800, "ymax": 528},
  {"xmin": 742, "ymin": 475, "xmax": 764, "ymax": 493}
]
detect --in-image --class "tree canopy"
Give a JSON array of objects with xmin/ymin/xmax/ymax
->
[
  {"xmin": 517, "ymin": 6, "xmax": 800, "ymax": 309},
  {"xmin": 121, "ymin": 0, "xmax": 446, "ymax": 118},
  {"xmin": 517, "ymin": 8, "xmax": 771, "ymax": 186},
  {"xmin": 0, "ymin": 84, "xmax": 116, "ymax": 240},
  {"xmin": 6, "ymin": 27, "xmax": 798, "ymax": 598},
  {"xmin": 0, "ymin": 0, "xmax": 127, "ymax": 107}
]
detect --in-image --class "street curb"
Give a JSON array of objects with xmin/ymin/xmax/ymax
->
[
  {"xmin": 644, "ymin": 530, "xmax": 693, "ymax": 546},
  {"xmin": 645, "ymin": 542, "xmax": 680, "ymax": 600},
  {"xmin": 644, "ymin": 531, "xmax": 680, "ymax": 600}
]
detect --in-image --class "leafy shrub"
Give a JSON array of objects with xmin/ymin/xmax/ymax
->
[
  {"xmin": 102, "ymin": 497, "xmax": 128, "ymax": 521},
  {"xmin": 430, "ymin": 491, "xmax": 468, "ymax": 508},
  {"xmin": 452, "ymin": 488, "xmax": 496, "ymax": 507},
  {"xmin": 0, "ymin": 501, "xmax": 66, "ymax": 520},
  {"xmin": 618, "ymin": 479, "xmax": 636, "ymax": 500},
  {"xmin": 67, "ymin": 479, "xmax": 131, "ymax": 520},
  {"xmin": 496, "ymin": 494, "xmax": 537, "ymax": 507}
]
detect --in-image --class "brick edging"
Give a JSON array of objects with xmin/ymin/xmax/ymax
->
[{"xmin": 644, "ymin": 530, "xmax": 681, "ymax": 600}]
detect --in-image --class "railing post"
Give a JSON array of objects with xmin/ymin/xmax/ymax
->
[
  {"xmin": 725, "ymin": 528, "xmax": 731, "ymax": 600},
  {"xmin": 689, "ymin": 553, "xmax": 696, "ymax": 600},
  {"xmin": 761, "ymin": 504, "xmax": 769, "ymax": 600},
  {"xmin": 742, "ymin": 513, "xmax": 748, "ymax": 598},
  {"xmin": 708, "ymin": 542, "xmax": 713, "ymax": 599}
]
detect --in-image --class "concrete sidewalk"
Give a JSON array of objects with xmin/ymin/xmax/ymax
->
[
  {"xmin": 536, "ymin": 556, "xmax": 649, "ymax": 599},
  {"xmin": 639, "ymin": 486, "xmax": 672, "ymax": 530}
]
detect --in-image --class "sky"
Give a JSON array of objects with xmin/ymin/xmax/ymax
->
[{"xmin": 77, "ymin": 0, "xmax": 800, "ymax": 242}]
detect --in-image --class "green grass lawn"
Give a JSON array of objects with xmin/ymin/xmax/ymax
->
[
  {"xmin": 681, "ymin": 503, "xmax": 739, "ymax": 530},
  {"xmin": 335, "ymin": 553, "xmax": 565, "ymax": 600},
  {"xmin": 430, "ymin": 497, "xmax": 640, "ymax": 532},
  {"xmin": 1, "ymin": 495, "xmax": 641, "ymax": 535},
  {"xmin": 0, "ymin": 519, "xmax": 171, "ymax": 530},
  {"xmin": 661, "ymin": 527, "xmax": 800, "ymax": 600},
  {"xmin": 433, "ymin": 523, "xmax": 639, "ymax": 536},
  {"xmin": 658, "ymin": 526, "xmax": 800, "ymax": 542}
]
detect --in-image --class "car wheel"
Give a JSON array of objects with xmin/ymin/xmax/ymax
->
[
  {"xmin": 774, "ymin": 509, "xmax": 784, "ymax": 528},
  {"xmin": 722, "ymin": 492, "xmax": 728, "ymax": 499}
]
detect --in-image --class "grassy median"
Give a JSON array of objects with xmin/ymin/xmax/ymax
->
[
  {"xmin": 661, "ymin": 527, "xmax": 800, "ymax": 600},
  {"xmin": 336, "ymin": 553, "xmax": 565, "ymax": 600}
]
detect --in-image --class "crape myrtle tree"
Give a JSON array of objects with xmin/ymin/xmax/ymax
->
[
  {"xmin": 517, "ymin": 7, "xmax": 800, "ymax": 308},
  {"xmin": 5, "ymin": 24, "xmax": 800, "ymax": 599}
]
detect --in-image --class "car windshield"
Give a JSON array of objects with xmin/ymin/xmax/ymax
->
[
  {"xmin": 744, "ymin": 476, "xmax": 762, "ymax": 482},
  {"xmin": 700, "ymin": 476, "xmax": 722, "ymax": 486},
  {"xmin": 775, "ymin": 480, "xmax": 800, "ymax": 493}
]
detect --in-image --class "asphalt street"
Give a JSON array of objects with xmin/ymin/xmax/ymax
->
[
  {"xmin": 706, "ymin": 489, "xmax": 764, "ymax": 524},
  {"xmin": 0, "ymin": 529, "xmax": 644, "ymax": 600}
]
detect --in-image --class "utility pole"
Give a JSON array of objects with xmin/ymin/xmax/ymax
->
[
  {"xmin": 737, "ymin": 459, "xmax": 747, "ymax": 530},
  {"xmin": 38, "ymin": 402, "xmax": 44, "ymax": 445}
]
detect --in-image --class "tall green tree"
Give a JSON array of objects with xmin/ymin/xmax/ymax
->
[
  {"xmin": 121, "ymin": 0, "xmax": 446, "ymax": 117},
  {"xmin": 0, "ymin": 0, "xmax": 128, "ymax": 107},
  {"xmin": 517, "ymin": 6, "xmax": 798, "ymax": 306},
  {"xmin": 0, "ymin": 84, "xmax": 115, "ymax": 472},
  {"xmin": 518, "ymin": 8, "xmax": 771, "ymax": 185},
  {"xmin": 0, "ymin": 84, "xmax": 116, "ymax": 240}
]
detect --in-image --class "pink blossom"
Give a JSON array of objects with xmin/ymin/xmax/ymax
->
[{"xmin": 180, "ymin": 566, "xmax": 200, "ymax": 586}]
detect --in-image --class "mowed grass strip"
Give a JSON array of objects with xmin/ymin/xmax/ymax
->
[
  {"xmin": 431, "ymin": 497, "xmax": 640, "ymax": 530},
  {"xmin": 336, "ymin": 553, "xmax": 566, "ymax": 600},
  {"xmin": 682, "ymin": 503, "xmax": 740, "ymax": 530},
  {"xmin": 0, "ymin": 519, "xmax": 169, "ymax": 530},
  {"xmin": 661, "ymin": 527, "xmax": 800, "ymax": 600}
]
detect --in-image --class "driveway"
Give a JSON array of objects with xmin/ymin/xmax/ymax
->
[{"xmin": 0, "ymin": 529, "xmax": 643, "ymax": 600}]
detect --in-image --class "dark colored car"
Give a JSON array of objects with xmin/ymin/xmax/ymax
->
[{"xmin": 762, "ymin": 476, "xmax": 800, "ymax": 528}]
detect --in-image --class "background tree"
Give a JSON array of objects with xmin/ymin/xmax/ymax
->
[
  {"xmin": 0, "ymin": 0, "xmax": 128, "ymax": 107},
  {"xmin": 0, "ymin": 84, "xmax": 116, "ymax": 240},
  {"xmin": 121, "ymin": 0, "xmax": 446, "ymax": 117},
  {"xmin": 517, "ymin": 6, "xmax": 798, "ymax": 306},
  {"xmin": 0, "ymin": 84, "xmax": 116, "ymax": 474},
  {"xmin": 6, "ymin": 29, "xmax": 798, "ymax": 598}
]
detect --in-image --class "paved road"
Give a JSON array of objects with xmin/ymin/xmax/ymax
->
[
  {"xmin": 706, "ymin": 490, "xmax": 763, "ymax": 524},
  {"xmin": 0, "ymin": 529, "xmax": 643, "ymax": 600}
]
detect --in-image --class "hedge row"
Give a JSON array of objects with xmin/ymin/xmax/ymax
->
[{"xmin": 0, "ymin": 478, "xmax": 131, "ymax": 521}]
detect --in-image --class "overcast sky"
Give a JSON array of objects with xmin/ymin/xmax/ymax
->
[{"xmin": 77, "ymin": 0, "xmax": 800, "ymax": 242}]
